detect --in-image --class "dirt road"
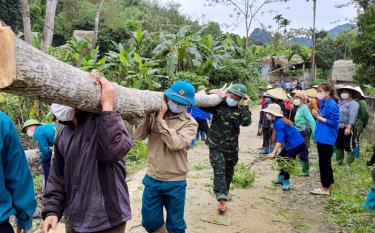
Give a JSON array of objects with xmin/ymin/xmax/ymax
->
[{"xmin": 125, "ymin": 107, "xmax": 341, "ymax": 233}]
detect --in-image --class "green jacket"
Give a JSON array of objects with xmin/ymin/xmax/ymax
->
[
  {"xmin": 356, "ymin": 99, "xmax": 369, "ymax": 134},
  {"xmin": 203, "ymin": 100, "xmax": 252, "ymax": 153}
]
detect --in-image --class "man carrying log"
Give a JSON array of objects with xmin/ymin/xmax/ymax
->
[
  {"xmin": 0, "ymin": 112, "xmax": 37, "ymax": 233},
  {"xmin": 202, "ymin": 84, "xmax": 251, "ymax": 214},
  {"xmin": 134, "ymin": 81, "xmax": 198, "ymax": 233},
  {"xmin": 42, "ymin": 72, "xmax": 133, "ymax": 233}
]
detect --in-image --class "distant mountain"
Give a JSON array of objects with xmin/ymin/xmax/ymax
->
[
  {"xmin": 250, "ymin": 28, "xmax": 272, "ymax": 44},
  {"xmin": 249, "ymin": 23, "xmax": 356, "ymax": 46},
  {"xmin": 328, "ymin": 23, "xmax": 356, "ymax": 38},
  {"xmin": 292, "ymin": 37, "xmax": 312, "ymax": 47}
]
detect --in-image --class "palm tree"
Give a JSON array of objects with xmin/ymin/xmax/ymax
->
[
  {"xmin": 280, "ymin": 18, "xmax": 291, "ymax": 34},
  {"xmin": 273, "ymin": 14, "xmax": 283, "ymax": 32}
]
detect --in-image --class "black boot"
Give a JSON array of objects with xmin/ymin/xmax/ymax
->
[{"xmin": 366, "ymin": 147, "xmax": 375, "ymax": 167}]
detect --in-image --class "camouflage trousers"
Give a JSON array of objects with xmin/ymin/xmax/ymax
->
[{"xmin": 209, "ymin": 149, "xmax": 239, "ymax": 201}]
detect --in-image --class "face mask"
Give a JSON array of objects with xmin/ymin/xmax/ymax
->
[
  {"xmin": 226, "ymin": 97, "xmax": 239, "ymax": 107},
  {"xmin": 167, "ymin": 100, "xmax": 188, "ymax": 113},
  {"xmin": 293, "ymin": 99, "xmax": 301, "ymax": 106},
  {"xmin": 51, "ymin": 104, "xmax": 75, "ymax": 121},
  {"xmin": 341, "ymin": 93, "xmax": 349, "ymax": 100},
  {"xmin": 26, "ymin": 129, "xmax": 34, "ymax": 137},
  {"xmin": 266, "ymin": 113, "xmax": 273, "ymax": 120},
  {"xmin": 317, "ymin": 92, "xmax": 326, "ymax": 100},
  {"xmin": 265, "ymin": 97, "xmax": 271, "ymax": 103}
]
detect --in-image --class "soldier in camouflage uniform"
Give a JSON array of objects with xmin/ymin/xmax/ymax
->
[{"xmin": 203, "ymin": 84, "xmax": 252, "ymax": 213}]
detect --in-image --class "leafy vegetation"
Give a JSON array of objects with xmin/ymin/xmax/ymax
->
[
  {"xmin": 351, "ymin": 3, "xmax": 375, "ymax": 86},
  {"xmin": 327, "ymin": 143, "xmax": 375, "ymax": 233},
  {"xmin": 126, "ymin": 140, "xmax": 148, "ymax": 174},
  {"xmin": 231, "ymin": 163, "xmax": 256, "ymax": 189}
]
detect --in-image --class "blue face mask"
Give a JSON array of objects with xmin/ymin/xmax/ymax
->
[
  {"xmin": 226, "ymin": 97, "xmax": 239, "ymax": 107},
  {"xmin": 167, "ymin": 100, "xmax": 188, "ymax": 113},
  {"xmin": 265, "ymin": 97, "xmax": 271, "ymax": 103}
]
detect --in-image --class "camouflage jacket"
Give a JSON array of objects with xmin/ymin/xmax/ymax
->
[{"xmin": 203, "ymin": 100, "xmax": 252, "ymax": 152}]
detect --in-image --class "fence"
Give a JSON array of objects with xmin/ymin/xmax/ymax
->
[{"xmin": 362, "ymin": 96, "xmax": 375, "ymax": 144}]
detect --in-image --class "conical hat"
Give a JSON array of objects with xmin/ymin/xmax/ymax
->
[
  {"xmin": 337, "ymin": 85, "xmax": 364, "ymax": 100},
  {"xmin": 266, "ymin": 88, "xmax": 288, "ymax": 100},
  {"xmin": 305, "ymin": 88, "xmax": 317, "ymax": 98}
]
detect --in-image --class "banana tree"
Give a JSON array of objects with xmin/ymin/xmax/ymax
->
[
  {"xmin": 152, "ymin": 26, "xmax": 208, "ymax": 75},
  {"xmin": 107, "ymin": 45, "xmax": 165, "ymax": 90}
]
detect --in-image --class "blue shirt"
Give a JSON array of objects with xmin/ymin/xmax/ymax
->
[
  {"xmin": 33, "ymin": 123, "xmax": 56, "ymax": 162},
  {"xmin": 274, "ymin": 117, "xmax": 304, "ymax": 150},
  {"xmin": 188, "ymin": 106, "xmax": 212, "ymax": 121},
  {"xmin": 314, "ymin": 98, "xmax": 340, "ymax": 145},
  {"xmin": 0, "ymin": 112, "xmax": 36, "ymax": 230}
]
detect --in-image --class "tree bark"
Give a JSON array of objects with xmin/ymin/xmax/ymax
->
[
  {"xmin": 92, "ymin": 0, "xmax": 105, "ymax": 50},
  {"xmin": 41, "ymin": 0, "xmax": 58, "ymax": 52},
  {"xmin": 0, "ymin": 26, "xmax": 223, "ymax": 125},
  {"xmin": 21, "ymin": 0, "xmax": 33, "ymax": 45}
]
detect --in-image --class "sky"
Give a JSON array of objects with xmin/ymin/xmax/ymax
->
[{"xmin": 159, "ymin": 0, "xmax": 357, "ymax": 36}]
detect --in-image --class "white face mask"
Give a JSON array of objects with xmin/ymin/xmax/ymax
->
[
  {"xmin": 341, "ymin": 93, "xmax": 349, "ymax": 100},
  {"xmin": 317, "ymin": 92, "xmax": 326, "ymax": 100},
  {"xmin": 167, "ymin": 100, "xmax": 188, "ymax": 114},
  {"xmin": 266, "ymin": 113, "xmax": 273, "ymax": 120},
  {"xmin": 51, "ymin": 104, "xmax": 75, "ymax": 121},
  {"xmin": 293, "ymin": 99, "xmax": 302, "ymax": 106},
  {"xmin": 26, "ymin": 128, "xmax": 34, "ymax": 137},
  {"xmin": 226, "ymin": 97, "xmax": 239, "ymax": 107}
]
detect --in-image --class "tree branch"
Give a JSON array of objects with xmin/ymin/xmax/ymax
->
[{"xmin": 227, "ymin": 0, "xmax": 247, "ymax": 16}]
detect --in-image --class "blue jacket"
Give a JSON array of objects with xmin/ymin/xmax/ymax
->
[
  {"xmin": 274, "ymin": 117, "xmax": 304, "ymax": 151},
  {"xmin": 314, "ymin": 98, "xmax": 340, "ymax": 145},
  {"xmin": 188, "ymin": 106, "xmax": 212, "ymax": 121},
  {"xmin": 0, "ymin": 112, "xmax": 36, "ymax": 230},
  {"xmin": 33, "ymin": 123, "xmax": 56, "ymax": 162}
]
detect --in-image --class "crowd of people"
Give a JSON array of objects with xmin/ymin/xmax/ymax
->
[
  {"xmin": 0, "ymin": 71, "xmax": 374, "ymax": 233},
  {"xmin": 258, "ymin": 83, "xmax": 374, "ymax": 201}
]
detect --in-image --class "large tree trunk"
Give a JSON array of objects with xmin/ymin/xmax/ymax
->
[
  {"xmin": 21, "ymin": 0, "xmax": 33, "ymax": 45},
  {"xmin": 41, "ymin": 0, "xmax": 58, "ymax": 52},
  {"xmin": 0, "ymin": 26, "xmax": 222, "ymax": 125},
  {"xmin": 92, "ymin": 0, "xmax": 105, "ymax": 50}
]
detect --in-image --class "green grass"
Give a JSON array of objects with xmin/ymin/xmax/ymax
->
[
  {"xmin": 33, "ymin": 174, "xmax": 44, "ymax": 194},
  {"xmin": 295, "ymin": 223, "xmax": 314, "ymax": 232},
  {"xmin": 327, "ymin": 143, "xmax": 375, "ymax": 233},
  {"xmin": 231, "ymin": 163, "xmax": 256, "ymax": 189},
  {"xmin": 126, "ymin": 140, "xmax": 148, "ymax": 174},
  {"xmin": 192, "ymin": 162, "xmax": 209, "ymax": 171}
]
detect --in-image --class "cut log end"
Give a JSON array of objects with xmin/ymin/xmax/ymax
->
[{"xmin": 0, "ymin": 25, "xmax": 16, "ymax": 88}]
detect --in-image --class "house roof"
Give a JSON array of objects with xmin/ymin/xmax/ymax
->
[{"xmin": 331, "ymin": 60, "xmax": 354, "ymax": 82}]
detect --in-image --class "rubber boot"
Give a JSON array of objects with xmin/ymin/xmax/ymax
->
[
  {"xmin": 336, "ymin": 149, "xmax": 345, "ymax": 165},
  {"xmin": 300, "ymin": 161, "xmax": 310, "ymax": 177},
  {"xmin": 282, "ymin": 179, "xmax": 291, "ymax": 191},
  {"xmin": 346, "ymin": 152, "xmax": 355, "ymax": 164},
  {"xmin": 353, "ymin": 147, "xmax": 360, "ymax": 159},
  {"xmin": 272, "ymin": 175, "xmax": 284, "ymax": 185}
]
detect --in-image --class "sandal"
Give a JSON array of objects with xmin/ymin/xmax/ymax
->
[
  {"xmin": 218, "ymin": 201, "xmax": 227, "ymax": 214},
  {"xmin": 310, "ymin": 188, "xmax": 330, "ymax": 196}
]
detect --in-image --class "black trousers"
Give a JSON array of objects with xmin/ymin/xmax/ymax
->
[
  {"xmin": 262, "ymin": 127, "xmax": 272, "ymax": 148},
  {"xmin": 336, "ymin": 127, "xmax": 357, "ymax": 152},
  {"xmin": 0, "ymin": 221, "xmax": 14, "ymax": 233},
  {"xmin": 278, "ymin": 143, "xmax": 306, "ymax": 180},
  {"xmin": 317, "ymin": 143, "xmax": 335, "ymax": 188}
]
